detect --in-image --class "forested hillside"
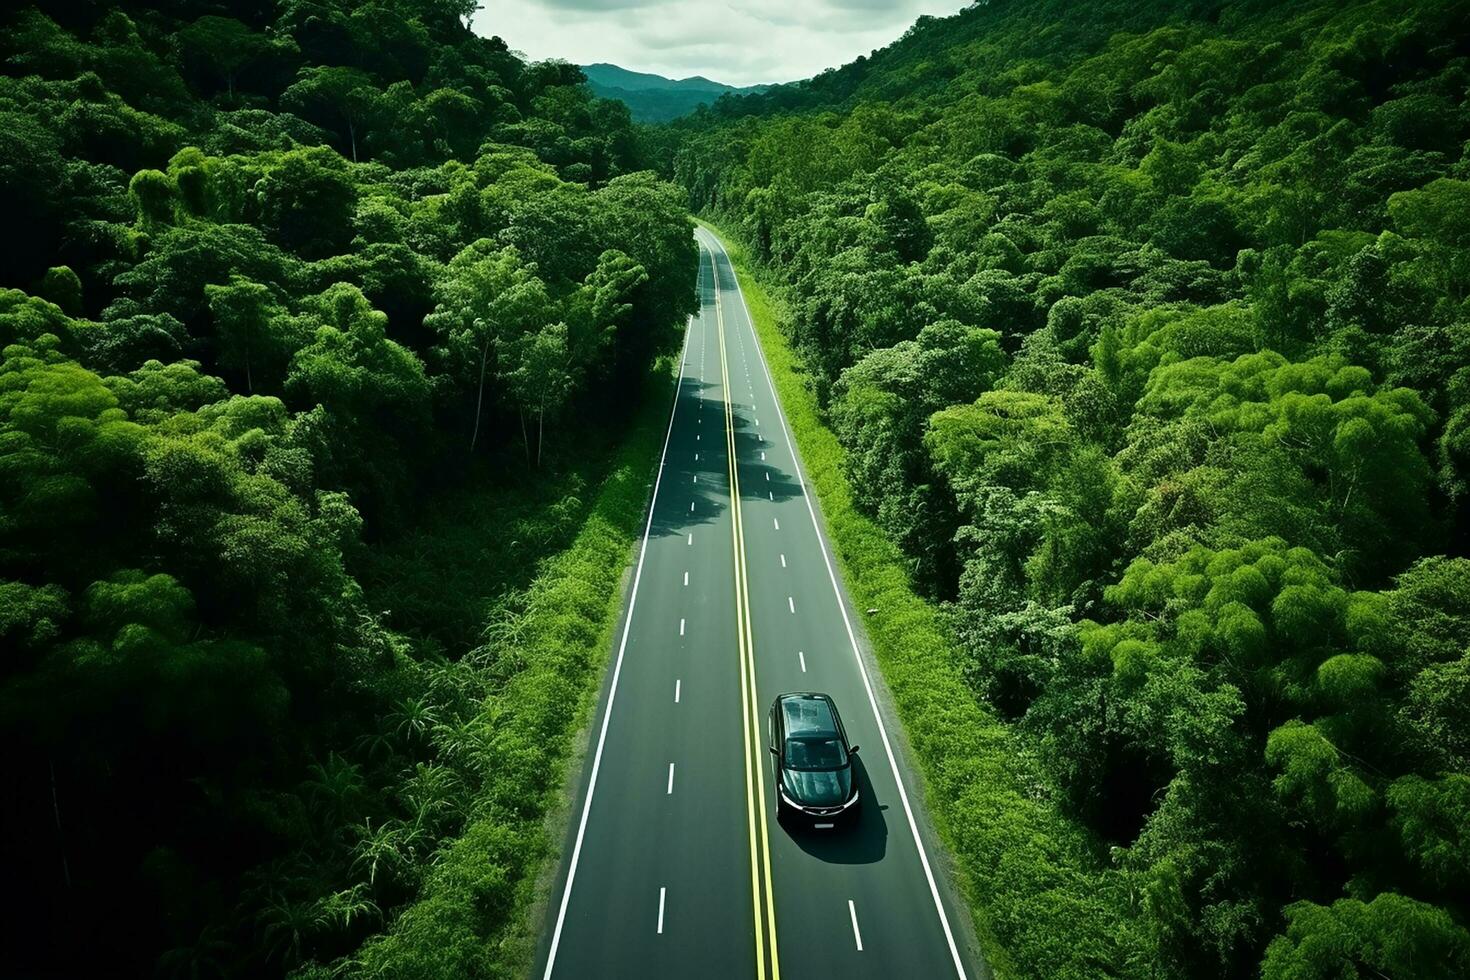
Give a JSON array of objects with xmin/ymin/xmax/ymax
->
[
  {"xmin": 0, "ymin": 0, "xmax": 695, "ymax": 975},
  {"xmin": 582, "ymin": 63, "xmax": 767, "ymax": 123},
  {"xmin": 673, "ymin": 0, "xmax": 1470, "ymax": 976}
]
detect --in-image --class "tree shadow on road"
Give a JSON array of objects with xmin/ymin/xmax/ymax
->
[
  {"xmin": 648, "ymin": 377, "xmax": 732, "ymax": 539},
  {"xmin": 730, "ymin": 412, "xmax": 804, "ymax": 505}
]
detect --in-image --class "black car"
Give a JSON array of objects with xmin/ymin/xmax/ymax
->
[{"xmin": 768, "ymin": 692, "xmax": 860, "ymax": 827}]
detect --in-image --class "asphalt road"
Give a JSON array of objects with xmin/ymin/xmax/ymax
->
[{"xmin": 536, "ymin": 229, "xmax": 983, "ymax": 979}]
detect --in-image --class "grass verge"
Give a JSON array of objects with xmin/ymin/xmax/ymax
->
[
  {"xmin": 345, "ymin": 361, "xmax": 676, "ymax": 979},
  {"xmin": 702, "ymin": 219, "xmax": 1134, "ymax": 979}
]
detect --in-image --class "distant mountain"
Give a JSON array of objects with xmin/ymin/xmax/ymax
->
[{"xmin": 582, "ymin": 63, "xmax": 768, "ymax": 122}]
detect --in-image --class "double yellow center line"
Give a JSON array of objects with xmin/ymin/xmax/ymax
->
[{"xmin": 712, "ymin": 246, "xmax": 781, "ymax": 980}]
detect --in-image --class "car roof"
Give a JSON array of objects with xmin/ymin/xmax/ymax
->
[{"xmin": 779, "ymin": 693, "xmax": 837, "ymax": 736}]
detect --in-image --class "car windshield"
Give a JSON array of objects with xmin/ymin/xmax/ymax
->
[{"xmin": 784, "ymin": 736, "xmax": 847, "ymax": 771}]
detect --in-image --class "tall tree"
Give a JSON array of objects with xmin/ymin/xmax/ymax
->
[
  {"xmin": 281, "ymin": 66, "xmax": 379, "ymax": 163},
  {"xmin": 425, "ymin": 242, "xmax": 550, "ymax": 453}
]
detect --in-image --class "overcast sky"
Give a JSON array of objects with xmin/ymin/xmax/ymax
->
[{"xmin": 473, "ymin": 0, "xmax": 974, "ymax": 87}]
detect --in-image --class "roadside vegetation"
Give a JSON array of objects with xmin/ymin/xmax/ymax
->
[
  {"xmin": 0, "ymin": 1, "xmax": 694, "ymax": 976},
  {"xmin": 675, "ymin": 1, "xmax": 1470, "ymax": 976},
  {"xmin": 335, "ymin": 363, "xmax": 676, "ymax": 979}
]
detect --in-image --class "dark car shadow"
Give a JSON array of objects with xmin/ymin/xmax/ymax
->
[{"xmin": 777, "ymin": 756, "xmax": 887, "ymax": 864}]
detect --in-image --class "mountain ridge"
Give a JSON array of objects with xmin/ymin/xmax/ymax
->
[{"xmin": 581, "ymin": 61, "xmax": 768, "ymax": 122}]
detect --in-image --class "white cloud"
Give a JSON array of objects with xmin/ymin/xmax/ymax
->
[{"xmin": 474, "ymin": 0, "xmax": 972, "ymax": 87}]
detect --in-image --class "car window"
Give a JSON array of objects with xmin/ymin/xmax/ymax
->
[{"xmin": 784, "ymin": 736, "xmax": 848, "ymax": 770}]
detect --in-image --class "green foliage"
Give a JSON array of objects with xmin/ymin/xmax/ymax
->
[
  {"xmin": 1262, "ymin": 893, "xmax": 1470, "ymax": 980},
  {"xmin": 425, "ymin": 241, "xmax": 551, "ymax": 452},
  {"xmin": 675, "ymin": 0, "xmax": 1470, "ymax": 973},
  {"xmin": 831, "ymin": 318, "xmax": 1004, "ymax": 590},
  {"xmin": 175, "ymin": 16, "xmax": 285, "ymax": 101},
  {"xmin": 39, "ymin": 266, "xmax": 83, "ymax": 315},
  {"xmin": 287, "ymin": 283, "xmax": 429, "ymax": 426},
  {"xmin": 1388, "ymin": 775, "xmax": 1470, "ymax": 888},
  {"xmin": 204, "ymin": 275, "xmax": 302, "ymax": 394},
  {"xmin": 251, "ymin": 146, "xmax": 356, "ymax": 258},
  {"xmin": 353, "ymin": 363, "xmax": 677, "ymax": 978},
  {"xmin": 0, "ymin": 1, "xmax": 694, "ymax": 975}
]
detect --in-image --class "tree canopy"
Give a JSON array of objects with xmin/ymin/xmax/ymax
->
[{"xmin": 0, "ymin": 0, "xmax": 694, "ymax": 975}]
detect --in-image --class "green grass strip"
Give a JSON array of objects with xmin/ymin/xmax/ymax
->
[
  {"xmin": 701, "ymin": 220, "xmax": 1134, "ymax": 980},
  {"xmin": 345, "ymin": 363, "xmax": 676, "ymax": 980}
]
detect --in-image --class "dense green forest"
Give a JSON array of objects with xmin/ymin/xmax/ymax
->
[
  {"xmin": 0, "ymin": 0, "xmax": 695, "ymax": 975},
  {"xmin": 673, "ymin": 0, "xmax": 1470, "ymax": 976}
]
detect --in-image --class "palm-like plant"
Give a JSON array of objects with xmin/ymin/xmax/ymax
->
[
  {"xmin": 355, "ymin": 607, "xmax": 408, "ymax": 670},
  {"xmin": 430, "ymin": 715, "xmax": 492, "ymax": 780},
  {"xmin": 479, "ymin": 592, "xmax": 528, "ymax": 646},
  {"xmin": 469, "ymin": 592, "xmax": 529, "ymax": 672},
  {"xmin": 353, "ymin": 725, "xmax": 397, "ymax": 762},
  {"xmin": 351, "ymin": 817, "xmax": 426, "ymax": 887},
  {"xmin": 313, "ymin": 882, "xmax": 381, "ymax": 934},
  {"xmin": 301, "ymin": 753, "xmax": 367, "ymax": 828},
  {"xmin": 384, "ymin": 697, "xmax": 439, "ymax": 743},
  {"xmin": 420, "ymin": 660, "xmax": 481, "ymax": 717},
  {"xmin": 399, "ymin": 761, "xmax": 465, "ymax": 831}
]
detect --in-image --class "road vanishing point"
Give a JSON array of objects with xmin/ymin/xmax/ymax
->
[{"xmin": 536, "ymin": 228, "xmax": 986, "ymax": 979}]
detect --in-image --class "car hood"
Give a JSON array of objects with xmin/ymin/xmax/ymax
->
[{"xmin": 783, "ymin": 766, "xmax": 852, "ymax": 807}]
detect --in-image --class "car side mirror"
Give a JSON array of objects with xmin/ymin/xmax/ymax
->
[
  {"xmin": 849, "ymin": 745, "xmax": 859, "ymax": 755},
  {"xmin": 769, "ymin": 745, "xmax": 778, "ymax": 754}
]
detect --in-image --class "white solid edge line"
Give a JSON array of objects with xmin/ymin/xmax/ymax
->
[
  {"xmin": 849, "ymin": 899, "xmax": 864, "ymax": 952},
  {"xmin": 541, "ymin": 278, "xmax": 695, "ymax": 980},
  {"xmin": 704, "ymin": 229, "xmax": 969, "ymax": 980},
  {"xmin": 658, "ymin": 887, "xmax": 667, "ymax": 934}
]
